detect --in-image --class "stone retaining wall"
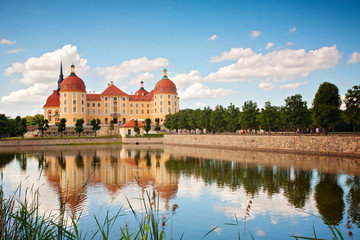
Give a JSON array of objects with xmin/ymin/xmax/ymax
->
[
  {"xmin": 163, "ymin": 135, "xmax": 360, "ymax": 156},
  {"xmin": 0, "ymin": 137, "xmax": 123, "ymax": 147},
  {"xmin": 122, "ymin": 137, "xmax": 163, "ymax": 144}
]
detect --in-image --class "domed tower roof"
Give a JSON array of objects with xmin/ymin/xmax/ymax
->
[
  {"xmin": 44, "ymin": 90, "xmax": 60, "ymax": 107},
  {"xmin": 154, "ymin": 68, "xmax": 177, "ymax": 94},
  {"xmin": 60, "ymin": 64, "xmax": 86, "ymax": 92}
]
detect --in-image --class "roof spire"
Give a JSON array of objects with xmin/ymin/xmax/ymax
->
[
  {"xmin": 70, "ymin": 63, "xmax": 75, "ymax": 75},
  {"xmin": 57, "ymin": 61, "xmax": 64, "ymax": 92},
  {"xmin": 162, "ymin": 68, "xmax": 168, "ymax": 79}
]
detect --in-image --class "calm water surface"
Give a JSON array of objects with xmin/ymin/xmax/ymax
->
[{"xmin": 1, "ymin": 144, "xmax": 359, "ymax": 239}]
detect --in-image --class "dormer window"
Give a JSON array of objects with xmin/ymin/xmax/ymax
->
[
  {"xmin": 109, "ymin": 92, "xmax": 112, "ymax": 95},
  {"xmin": 64, "ymin": 85, "xmax": 67, "ymax": 90},
  {"xmin": 69, "ymin": 81, "xmax": 71, "ymax": 84},
  {"xmin": 73, "ymin": 85, "xmax": 76, "ymax": 89}
]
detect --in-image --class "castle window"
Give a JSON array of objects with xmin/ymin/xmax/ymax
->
[
  {"xmin": 141, "ymin": 110, "xmax": 144, "ymax": 114},
  {"xmin": 93, "ymin": 109, "xmax": 95, "ymax": 114},
  {"xmin": 64, "ymin": 93, "xmax": 67, "ymax": 97},
  {"xmin": 98, "ymin": 103, "xmax": 100, "ymax": 107},
  {"xmin": 69, "ymin": 81, "xmax": 71, "ymax": 84},
  {"xmin": 48, "ymin": 111, "xmax": 52, "ymax": 122},
  {"xmin": 160, "ymin": 95, "xmax": 163, "ymax": 99},
  {"xmin": 160, "ymin": 88, "xmax": 163, "ymax": 92},
  {"xmin": 135, "ymin": 98, "xmax": 137, "ymax": 100},
  {"xmin": 168, "ymin": 108, "xmax": 171, "ymax": 113},
  {"xmin": 82, "ymin": 107, "xmax": 84, "ymax": 113},
  {"xmin": 73, "ymin": 93, "xmax": 76, "ymax": 98},
  {"xmin": 168, "ymin": 101, "xmax": 170, "ymax": 106},
  {"xmin": 105, "ymin": 109, "xmax": 108, "ymax": 114},
  {"xmin": 123, "ymin": 98, "xmax": 125, "ymax": 101},
  {"xmin": 105, "ymin": 97, "xmax": 107, "ymax": 101},
  {"xmin": 136, "ymin": 110, "xmax": 138, "ymax": 114},
  {"xmin": 114, "ymin": 97, "xmax": 117, "ymax": 100},
  {"xmin": 64, "ymin": 100, "xmax": 67, "ymax": 105},
  {"xmin": 73, "ymin": 107, "xmax": 76, "ymax": 113},
  {"xmin": 168, "ymin": 95, "xmax": 170, "ymax": 99},
  {"xmin": 160, "ymin": 108, "xmax": 163, "ymax": 113},
  {"xmin": 87, "ymin": 103, "xmax": 89, "ymax": 107},
  {"xmin": 82, "ymin": 94, "xmax": 84, "ymax": 98},
  {"xmin": 64, "ymin": 85, "xmax": 67, "ymax": 90},
  {"xmin": 130, "ymin": 110, "xmax": 133, "ymax": 114},
  {"xmin": 168, "ymin": 88, "xmax": 170, "ymax": 92},
  {"xmin": 123, "ymin": 110, "xmax": 125, "ymax": 114},
  {"xmin": 73, "ymin": 85, "xmax": 76, "ymax": 89},
  {"xmin": 105, "ymin": 103, "xmax": 108, "ymax": 107},
  {"xmin": 73, "ymin": 118, "xmax": 76, "ymax": 123},
  {"xmin": 87, "ymin": 109, "xmax": 90, "ymax": 114},
  {"xmin": 147, "ymin": 110, "xmax": 149, "ymax": 114},
  {"xmin": 130, "ymin": 103, "xmax": 133, "ymax": 107},
  {"xmin": 109, "ymin": 92, "xmax": 112, "ymax": 95},
  {"xmin": 73, "ymin": 100, "xmax": 76, "ymax": 104},
  {"xmin": 98, "ymin": 109, "xmax": 100, "ymax": 114},
  {"xmin": 64, "ymin": 107, "xmax": 67, "ymax": 113},
  {"xmin": 147, "ymin": 104, "xmax": 149, "ymax": 108},
  {"xmin": 136, "ymin": 104, "xmax": 138, "ymax": 108},
  {"xmin": 160, "ymin": 101, "xmax": 163, "ymax": 106},
  {"xmin": 92, "ymin": 103, "xmax": 95, "ymax": 107},
  {"xmin": 123, "ymin": 103, "xmax": 125, "ymax": 108},
  {"xmin": 81, "ymin": 100, "xmax": 84, "ymax": 105}
]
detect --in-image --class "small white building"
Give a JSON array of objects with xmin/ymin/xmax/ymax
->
[{"xmin": 119, "ymin": 119, "xmax": 144, "ymax": 136}]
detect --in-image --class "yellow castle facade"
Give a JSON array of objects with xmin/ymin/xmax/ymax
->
[{"xmin": 43, "ymin": 63, "xmax": 179, "ymax": 126}]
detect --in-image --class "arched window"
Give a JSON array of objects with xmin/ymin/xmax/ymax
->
[
  {"xmin": 64, "ymin": 85, "xmax": 67, "ymax": 90},
  {"xmin": 48, "ymin": 111, "xmax": 52, "ymax": 122}
]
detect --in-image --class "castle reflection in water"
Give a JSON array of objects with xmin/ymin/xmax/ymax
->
[{"xmin": 41, "ymin": 145, "xmax": 178, "ymax": 212}]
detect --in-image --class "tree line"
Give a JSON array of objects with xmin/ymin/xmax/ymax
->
[{"xmin": 164, "ymin": 82, "xmax": 360, "ymax": 135}]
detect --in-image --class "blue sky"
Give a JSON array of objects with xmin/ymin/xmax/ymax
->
[{"xmin": 0, "ymin": 0, "xmax": 359, "ymax": 117}]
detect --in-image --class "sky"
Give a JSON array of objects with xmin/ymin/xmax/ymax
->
[{"xmin": 0, "ymin": 0, "xmax": 359, "ymax": 117}]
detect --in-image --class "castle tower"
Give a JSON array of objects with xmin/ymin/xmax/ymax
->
[
  {"xmin": 152, "ymin": 68, "xmax": 179, "ymax": 123},
  {"xmin": 59, "ymin": 64, "xmax": 87, "ymax": 125}
]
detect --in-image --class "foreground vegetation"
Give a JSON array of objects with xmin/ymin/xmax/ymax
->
[{"xmin": 0, "ymin": 182, "xmax": 353, "ymax": 240}]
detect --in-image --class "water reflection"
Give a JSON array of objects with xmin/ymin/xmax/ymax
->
[{"xmin": 0, "ymin": 145, "xmax": 359, "ymax": 238}]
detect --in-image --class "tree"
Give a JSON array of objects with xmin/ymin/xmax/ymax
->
[
  {"xmin": 109, "ymin": 120, "xmax": 114, "ymax": 135},
  {"xmin": 91, "ymin": 118, "xmax": 101, "ymax": 137},
  {"xmin": 75, "ymin": 118, "xmax": 84, "ymax": 137},
  {"xmin": 258, "ymin": 102, "xmax": 280, "ymax": 133},
  {"xmin": 134, "ymin": 119, "xmax": 140, "ymax": 135},
  {"xmin": 197, "ymin": 107, "xmax": 212, "ymax": 133},
  {"xmin": 224, "ymin": 103, "xmax": 240, "ymax": 133},
  {"xmin": 58, "ymin": 118, "xmax": 66, "ymax": 137},
  {"xmin": 344, "ymin": 85, "xmax": 360, "ymax": 132},
  {"xmin": 312, "ymin": 82, "xmax": 341, "ymax": 135},
  {"xmin": 144, "ymin": 118, "xmax": 152, "ymax": 134},
  {"xmin": 284, "ymin": 94, "xmax": 310, "ymax": 133},
  {"xmin": 210, "ymin": 105, "xmax": 226, "ymax": 132},
  {"xmin": 240, "ymin": 101, "xmax": 259, "ymax": 134},
  {"xmin": 37, "ymin": 119, "xmax": 49, "ymax": 138},
  {"xmin": 17, "ymin": 117, "xmax": 27, "ymax": 138},
  {"xmin": 155, "ymin": 118, "xmax": 161, "ymax": 133},
  {"xmin": 25, "ymin": 114, "xmax": 44, "ymax": 127}
]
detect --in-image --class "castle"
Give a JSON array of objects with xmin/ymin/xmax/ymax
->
[{"xmin": 43, "ymin": 63, "xmax": 179, "ymax": 126}]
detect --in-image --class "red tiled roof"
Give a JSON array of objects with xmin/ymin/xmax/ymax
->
[
  {"xmin": 121, "ymin": 119, "xmax": 144, "ymax": 128},
  {"xmin": 134, "ymin": 88, "xmax": 149, "ymax": 96},
  {"xmin": 101, "ymin": 84, "xmax": 128, "ymax": 96},
  {"xmin": 129, "ymin": 93, "xmax": 153, "ymax": 101},
  {"xmin": 86, "ymin": 94, "xmax": 101, "ymax": 101},
  {"xmin": 153, "ymin": 78, "xmax": 177, "ymax": 94},
  {"xmin": 44, "ymin": 90, "xmax": 60, "ymax": 107},
  {"xmin": 60, "ymin": 75, "xmax": 86, "ymax": 92}
]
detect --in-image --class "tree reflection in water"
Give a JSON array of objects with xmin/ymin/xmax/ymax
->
[
  {"xmin": 315, "ymin": 173, "xmax": 345, "ymax": 225},
  {"xmin": 346, "ymin": 176, "xmax": 360, "ymax": 228}
]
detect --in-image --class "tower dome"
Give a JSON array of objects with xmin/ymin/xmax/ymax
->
[
  {"xmin": 154, "ymin": 68, "xmax": 177, "ymax": 94},
  {"xmin": 60, "ymin": 64, "xmax": 86, "ymax": 92}
]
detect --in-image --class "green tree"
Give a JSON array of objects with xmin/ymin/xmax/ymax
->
[
  {"xmin": 144, "ymin": 118, "xmax": 152, "ymax": 134},
  {"xmin": 258, "ymin": 102, "xmax": 280, "ymax": 133},
  {"xmin": 75, "ymin": 118, "xmax": 84, "ymax": 137},
  {"xmin": 284, "ymin": 94, "xmax": 310, "ymax": 133},
  {"xmin": 210, "ymin": 105, "xmax": 226, "ymax": 132},
  {"xmin": 109, "ymin": 120, "xmax": 114, "ymax": 135},
  {"xmin": 134, "ymin": 119, "xmax": 140, "ymax": 135},
  {"xmin": 240, "ymin": 101, "xmax": 259, "ymax": 134},
  {"xmin": 18, "ymin": 117, "xmax": 27, "ymax": 138},
  {"xmin": 197, "ymin": 107, "xmax": 212, "ymax": 133},
  {"xmin": 312, "ymin": 82, "xmax": 341, "ymax": 135},
  {"xmin": 154, "ymin": 118, "xmax": 161, "ymax": 133},
  {"xmin": 25, "ymin": 114, "xmax": 44, "ymax": 127},
  {"xmin": 344, "ymin": 85, "xmax": 360, "ymax": 132},
  {"xmin": 37, "ymin": 119, "xmax": 49, "ymax": 138},
  {"xmin": 58, "ymin": 118, "xmax": 66, "ymax": 137},
  {"xmin": 224, "ymin": 103, "xmax": 240, "ymax": 133},
  {"xmin": 0, "ymin": 117, "xmax": 7, "ymax": 138},
  {"xmin": 91, "ymin": 118, "xmax": 101, "ymax": 137}
]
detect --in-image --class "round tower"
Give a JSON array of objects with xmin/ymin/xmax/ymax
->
[
  {"xmin": 59, "ymin": 64, "xmax": 87, "ymax": 125},
  {"xmin": 152, "ymin": 68, "xmax": 179, "ymax": 123}
]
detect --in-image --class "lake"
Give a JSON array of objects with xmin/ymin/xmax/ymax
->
[{"xmin": 1, "ymin": 144, "xmax": 359, "ymax": 239}]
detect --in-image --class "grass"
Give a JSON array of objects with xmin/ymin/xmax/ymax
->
[{"xmin": 0, "ymin": 182, "xmax": 353, "ymax": 240}]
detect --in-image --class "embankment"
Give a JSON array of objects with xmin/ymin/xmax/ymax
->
[{"xmin": 163, "ymin": 134, "xmax": 360, "ymax": 157}]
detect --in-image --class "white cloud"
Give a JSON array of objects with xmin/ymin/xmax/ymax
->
[
  {"xmin": 210, "ymin": 48, "xmax": 255, "ymax": 63},
  {"xmin": 195, "ymin": 102, "xmax": 207, "ymax": 108},
  {"xmin": 250, "ymin": 30, "xmax": 261, "ymax": 39},
  {"xmin": 256, "ymin": 229, "xmax": 266, "ymax": 237},
  {"xmin": 206, "ymin": 45, "xmax": 340, "ymax": 82},
  {"xmin": 289, "ymin": 27, "xmax": 296, "ymax": 33},
  {"xmin": 208, "ymin": 34, "xmax": 218, "ymax": 40},
  {"xmin": 179, "ymin": 82, "xmax": 236, "ymax": 100},
  {"xmin": 5, "ymin": 44, "xmax": 89, "ymax": 84},
  {"xmin": 129, "ymin": 72, "xmax": 154, "ymax": 86},
  {"xmin": 259, "ymin": 80, "xmax": 275, "ymax": 91},
  {"xmin": 0, "ymin": 39, "xmax": 16, "ymax": 45},
  {"xmin": 340, "ymin": 94, "xmax": 346, "ymax": 110},
  {"xmin": 286, "ymin": 42, "xmax": 293, "ymax": 46},
  {"xmin": 96, "ymin": 57, "xmax": 168, "ymax": 83},
  {"xmin": 7, "ymin": 48, "xmax": 25, "ymax": 54},
  {"xmin": 347, "ymin": 51, "xmax": 360, "ymax": 64},
  {"xmin": 0, "ymin": 83, "xmax": 50, "ymax": 104},
  {"xmin": 266, "ymin": 42, "xmax": 275, "ymax": 50},
  {"xmin": 279, "ymin": 81, "xmax": 308, "ymax": 89},
  {"xmin": 171, "ymin": 70, "xmax": 203, "ymax": 90}
]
